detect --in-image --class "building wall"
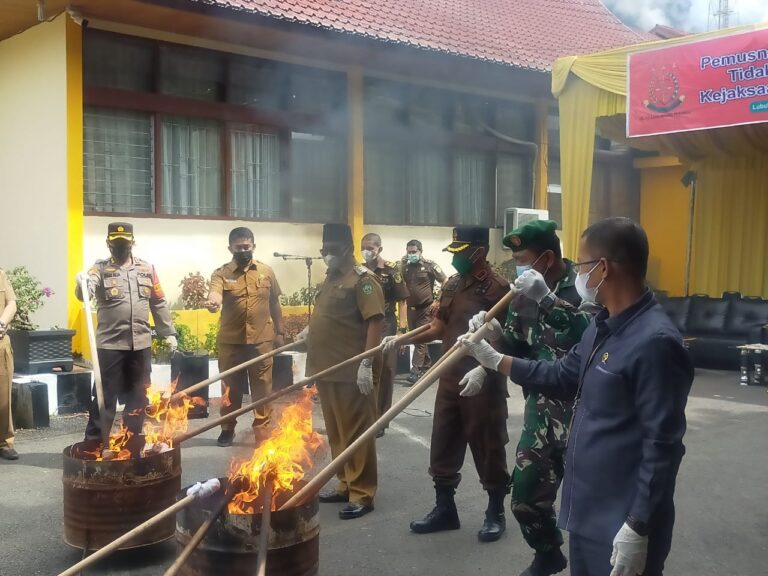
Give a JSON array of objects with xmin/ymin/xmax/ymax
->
[
  {"xmin": 0, "ymin": 17, "xmax": 69, "ymax": 330},
  {"xmin": 639, "ymin": 164, "xmax": 690, "ymax": 296}
]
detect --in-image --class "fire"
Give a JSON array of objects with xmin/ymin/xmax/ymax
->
[
  {"xmin": 82, "ymin": 380, "xmax": 201, "ymax": 461},
  {"xmin": 227, "ymin": 388, "xmax": 322, "ymax": 514}
]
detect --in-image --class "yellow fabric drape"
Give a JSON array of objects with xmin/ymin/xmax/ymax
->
[
  {"xmin": 690, "ymin": 157, "xmax": 768, "ymax": 297},
  {"xmin": 553, "ymin": 21, "xmax": 768, "ymax": 296}
]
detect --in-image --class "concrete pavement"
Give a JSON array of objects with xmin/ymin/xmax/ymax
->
[{"xmin": 1, "ymin": 370, "xmax": 766, "ymax": 575}]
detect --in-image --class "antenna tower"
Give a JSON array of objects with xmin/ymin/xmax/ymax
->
[{"xmin": 713, "ymin": 0, "xmax": 734, "ymax": 29}]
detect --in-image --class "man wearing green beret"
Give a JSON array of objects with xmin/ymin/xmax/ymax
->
[{"xmin": 463, "ymin": 220, "xmax": 592, "ymax": 576}]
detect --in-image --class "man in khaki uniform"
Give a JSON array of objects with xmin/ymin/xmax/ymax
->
[
  {"xmin": 76, "ymin": 222, "xmax": 177, "ymax": 455},
  {"xmin": 361, "ymin": 232, "xmax": 409, "ymax": 434},
  {"xmin": 205, "ymin": 227, "xmax": 284, "ymax": 447},
  {"xmin": 298, "ymin": 223, "xmax": 384, "ymax": 520},
  {"xmin": 401, "ymin": 239, "xmax": 446, "ymax": 383},
  {"xmin": 0, "ymin": 268, "xmax": 18, "ymax": 460}
]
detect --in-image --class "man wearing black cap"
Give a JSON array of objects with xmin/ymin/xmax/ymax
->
[
  {"xmin": 384, "ymin": 227, "xmax": 511, "ymax": 542},
  {"xmin": 297, "ymin": 223, "xmax": 385, "ymax": 520},
  {"xmin": 465, "ymin": 220, "xmax": 592, "ymax": 576},
  {"xmin": 76, "ymin": 222, "xmax": 176, "ymax": 456}
]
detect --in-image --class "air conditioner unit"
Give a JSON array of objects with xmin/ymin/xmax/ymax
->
[{"xmin": 503, "ymin": 208, "xmax": 549, "ymax": 248}]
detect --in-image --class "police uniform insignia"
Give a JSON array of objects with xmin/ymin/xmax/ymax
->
[
  {"xmin": 602, "ymin": 352, "xmax": 609, "ymax": 364},
  {"xmin": 117, "ymin": 226, "xmax": 125, "ymax": 232},
  {"xmin": 362, "ymin": 282, "xmax": 374, "ymax": 296},
  {"xmin": 354, "ymin": 265, "xmax": 368, "ymax": 276},
  {"xmin": 393, "ymin": 270, "xmax": 403, "ymax": 283},
  {"xmin": 111, "ymin": 288, "xmax": 118, "ymax": 296},
  {"xmin": 510, "ymin": 235, "xmax": 522, "ymax": 247}
]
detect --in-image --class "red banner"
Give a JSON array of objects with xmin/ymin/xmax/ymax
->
[{"xmin": 627, "ymin": 28, "xmax": 768, "ymax": 137}]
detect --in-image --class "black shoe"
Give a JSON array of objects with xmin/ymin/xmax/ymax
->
[
  {"xmin": 339, "ymin": 503, "xmax": 373, "ymax": 520},
  {"xmin": 405, "ymin": 370, "xmax": 422, "ymax": 386},
  {"xmin": 376, "ymin": 428, "xmax": 385, "ymax": 438},
  {"xmin": 477, "ymin": 489, "xmax": 506, "ymax": 542},
  {"xmin": 520, "ymin": 548, "xmax": 568, "ymax": 576},
  {"xmin": 410, "ymin": 486, "xmax": 461, "ymax": 534},
  {"xmin": 319, "ymin": 489, "xmax": 349, "ymax": 503},
  {"xmin": 0, "ymin": 447, "xmax": 19, "ymax": 460},
  {"xmin": 216, "ymin": 430, "xmax": 235, "ymax": 447}
]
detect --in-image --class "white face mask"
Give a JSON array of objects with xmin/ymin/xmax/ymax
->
[
  {"xmin": 324, "ymin": 254, "xmax": 341, "ymax": 269},
  {"xmin": 361, "ymin": 249, "xmax": 377, "ymax": 263},
  {"xmin": 575, "ymin": 262, "xmax": 604, "ymax": 304}
]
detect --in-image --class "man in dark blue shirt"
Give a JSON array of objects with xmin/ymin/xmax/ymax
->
[{"xmin": 460, "ymin": 218, "xmax": 693, "ymax": 576}]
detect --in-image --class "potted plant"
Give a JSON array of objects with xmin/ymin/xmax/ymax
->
[{"xmin": 7, "ymin": 266, "xmax": 75, "ymax": 374}]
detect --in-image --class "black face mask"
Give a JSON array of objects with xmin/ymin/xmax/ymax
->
[
  {"xmin": 109, "ymin": 244, "xmax": 132, "ymax": 262},
  {"xmin": 234, "ymin": 250, "xmax": 253, "ymax": 265}
]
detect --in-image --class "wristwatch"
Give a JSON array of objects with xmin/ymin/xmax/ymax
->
[{"xmin": 539, "ymin": 291, "xmax": 558, "ymax": 312}]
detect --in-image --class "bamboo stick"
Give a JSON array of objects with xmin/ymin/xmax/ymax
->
[
  {"xmin": 163, "ymin": 489, "xmax": 234, "ymax": 576},
  {"xmin": 280, "ymin": 289, "xmax": 516, "ymax": 510},
  {"xmin": 78, "ymin": 273, "xmax": 110, "ymax": 452},
  {"xmin": 175, "ymin": 324, "xmax": 431, "ymax": 444},
  {"xmin": 169, "ymin": 341, "xmax": 302, "ymax": 402},
  {"xmin": 255, "ymin": 477, "xmax": 274, "ymax": 576}
]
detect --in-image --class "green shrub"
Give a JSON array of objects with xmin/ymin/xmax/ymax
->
[{"xmin": 6, "ymin": 266, "xmax": 54, "ymax": 330}]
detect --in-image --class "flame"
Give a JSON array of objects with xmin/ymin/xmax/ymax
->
[
  {"xmin": 227, "ymin": 388, "xmax": 322, "ymax": 514},
  {"xmin": 81, "ymin": 379, "xmax": 200, "ymax": 461}
]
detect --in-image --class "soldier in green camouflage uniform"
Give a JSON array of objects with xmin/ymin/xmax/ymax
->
[{"xmin": 500, "ymin": 221, "xmax": 592, "ymax": 576}]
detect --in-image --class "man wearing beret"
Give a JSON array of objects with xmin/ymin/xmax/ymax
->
[
  {"xmin": 76, "ymin": 222, "xmax": 177, "ymax": 457},
  {"xmin": 464, "ymin": 220, "xmax": 592, "ymax": 575},
  {"xmin": 460, "ymin": 218, "xmax": 692, "ymax": 576},
  {"xmin": 296, "ymin": 223, "xmax": 385, "ymax": 520},
  {"xmin": 384, "ymin": 227, "xmax": 511, "ymax": 542}
]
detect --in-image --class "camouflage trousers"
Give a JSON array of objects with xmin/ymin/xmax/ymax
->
[{"xmin": 510, "ymin": 392, "xmax": 572, "ymax": 552}]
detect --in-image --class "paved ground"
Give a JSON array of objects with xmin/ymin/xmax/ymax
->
[{"xmin": 2, "ymin": 369, "xmax": 767, "ymax": 575}]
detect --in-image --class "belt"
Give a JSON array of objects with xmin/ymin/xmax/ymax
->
[{"xmin": 408, "ymin": 301, "xmax": 433, "ymax": 311}]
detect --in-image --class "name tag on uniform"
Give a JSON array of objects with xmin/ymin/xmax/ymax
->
[{"xmin": 224, "ymin": 278, "xmax": 237, "ymax": 284}]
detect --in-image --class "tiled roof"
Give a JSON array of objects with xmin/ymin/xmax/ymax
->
[{"xmin": 186, "ymin": 0, "xmax": 648, "ymax": 72}]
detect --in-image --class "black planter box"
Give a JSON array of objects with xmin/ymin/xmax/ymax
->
[{"xmin": 8, "ymin": 329, "xmax": 76, "ymax": 374}]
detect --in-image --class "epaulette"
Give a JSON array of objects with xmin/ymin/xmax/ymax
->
[
  {"xmin": 385, "ymin": 260, "xmax": 399, "ymax": 269},
  {"xmin": 444, "ymin": 274, "xmax": 461, "ymax": 289},
  {"xmin": 354, "ymin": 265, "xmax": 370, "ymax": 276}
]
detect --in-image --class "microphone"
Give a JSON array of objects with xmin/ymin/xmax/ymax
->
[{"xmin": 273, "ymin": 252, "xmax": 322, "ymax": 260}]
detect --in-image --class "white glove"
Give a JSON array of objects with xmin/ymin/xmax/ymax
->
[
  {"xmin": 467, "ymin": 311, "xmax": 502, "ymax": 342},
  {"xmin": 295, "ymin": 326, "xmax": 309, "ymax": 343},
  {"xmin": 457, "ymin": 334, "xmax": 504, "ymax": 371},
  {"xmin": 186, "ymin": 478, "xmax": 222, "ymax": 499},
  {"xmin": 356, "ymin": 359, "xmax": 374, "ymax": 395},
  {"xmin": 459, "ymin": 366, "xmax": 487, "ymax": 397},
  {"xmin": 610, "ymin": 523, "xmax": 648, "ymax": 576},
  {"xmin": 381, "ymin": 335, "xmax": 399, "ymax": 354},
  {"xmin": 514, "ymin": 269, "xmax": 552, "ymax": 303},
  {"xmin": 165, "ymin": 335, "xmax": 178, "ymax": 351},
  {"xmin": 77, "ymin": 273, "xmax": 95, "ymax": 299}
]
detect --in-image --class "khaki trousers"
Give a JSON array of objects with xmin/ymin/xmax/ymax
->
[
  {"xmin": 0, "ymin": 337, "xmax": 15, "ymax": 448},
  {"xmin": 317, "ymin": 380, "xmax": 378, "ymax": 507},
  {"xmin": 219, "ymin": 341, "xmax": 273, "ymax": 432}
]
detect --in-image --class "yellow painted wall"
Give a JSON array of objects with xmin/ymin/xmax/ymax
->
[
  {"xmin": 0, "ymin": 17, "xmax": 69, "ymax": 330},
  {"xmin": 639, "ymin": 165, "xmax": 690, "ymax": 296}
]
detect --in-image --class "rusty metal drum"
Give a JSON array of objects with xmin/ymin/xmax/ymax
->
[
  {"xmin": 175, "ymin": 479, "xmax": 319, "ymax": 576},
  {"xmin": 62, "ymin": 442, "xmax": 182, "ymax": 550}
]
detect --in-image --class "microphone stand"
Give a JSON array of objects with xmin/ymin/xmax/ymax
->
[{"xmin": 274, "ymin": 253, "xmax": 321, "ymax": 319}]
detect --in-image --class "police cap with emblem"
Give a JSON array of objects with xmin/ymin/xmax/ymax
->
[
  {"xmin": 503, "ymin": 220, "xmax": 558, "ymax": 252},
  {"xmin": 444, "ymin": 227, "xmax": 489, "ymax": 253},
  {"xmin": 322, "ymin": 223, "xmax": 353, "ymax": 246},
  {"xmin": 107, "ymin": 222, "xmax": 134, "ymax": 242}
]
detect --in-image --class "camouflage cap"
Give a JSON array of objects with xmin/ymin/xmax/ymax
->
[{"xmin": 503, "ymin": 219, "xmax": 558, "ymax": 252}]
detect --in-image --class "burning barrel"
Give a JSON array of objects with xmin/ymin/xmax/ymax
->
[
  {"xmin": 175, "ymin": 479, "xmax": 320, "ymax": 576},
  {"xmin": 62, "ymin": 442, "xmax": 182, "ymax": 550}
]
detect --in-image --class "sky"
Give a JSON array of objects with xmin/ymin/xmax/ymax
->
[{"xmin": 603, "ymin": 0, "xmax": 768, "ymax": 32}]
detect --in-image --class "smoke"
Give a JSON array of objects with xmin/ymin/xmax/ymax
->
[{"xmin": 603, "ymin": 0, "xmax": 768, "ymax": 33}]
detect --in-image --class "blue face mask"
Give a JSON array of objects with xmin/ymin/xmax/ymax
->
[{"xmin": 515, "ymin": 252, "xmax": 547, "ymax": 279}]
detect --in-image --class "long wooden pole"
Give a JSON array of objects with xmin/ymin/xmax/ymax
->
[
  {"xmin": 175, "ymin": 324, "xmax": 431, "ymax": 444},
  {"xmin": 169, "ymin": 341, "xmax": 302, "ymax": 402},
  {"xmin": 255, "ymin": 477, "xmax": 274, "ymax": 576},
  {"xmin": 58, "ymin": 494, "xmax": 197, "ymax": 576},
  {"xmin": 78, "ymin": 273, "xmax": 110, "ymax": 451},
  {"xmin": 163, "ymin": 490, "xmax": 234, "ymax": 576},
  {"xmin": 280, "ymin": 289, "xmax": 516, "ymax": 510}
]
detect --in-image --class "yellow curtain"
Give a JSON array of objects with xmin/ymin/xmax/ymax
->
[
  {"xmin": 553, "ymin": 21, "xmax": 768, "ymax": 293},
  {"xmin": 690, "ymin": 156, "xmax": 768, "ymax": 297}
]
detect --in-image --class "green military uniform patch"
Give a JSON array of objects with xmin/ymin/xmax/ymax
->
[{"xmin": 361, "ymin": 281, "xmax": 374, "ymax": 296}]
